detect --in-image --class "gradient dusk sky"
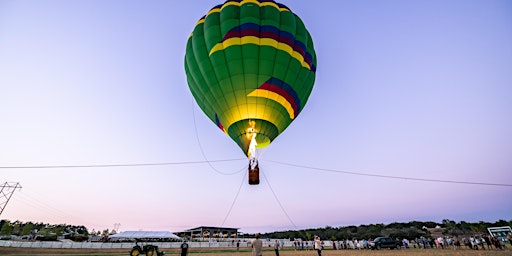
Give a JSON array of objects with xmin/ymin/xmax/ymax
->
[{"xmin": 0, "ymin": 0, "xmax": 511, "ymax": 234}]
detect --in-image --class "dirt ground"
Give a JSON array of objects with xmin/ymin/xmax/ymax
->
[{"xmin": 0, "ymin": 247, "xmax": 510, "ymax": 256}]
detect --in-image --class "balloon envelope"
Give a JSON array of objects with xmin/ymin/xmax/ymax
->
[{"xmin": 185, "ymin": 0, "xmax": 317, "ymax": 157}]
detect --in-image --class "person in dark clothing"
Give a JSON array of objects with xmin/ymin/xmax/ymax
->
[
  {"xmin": 483, "ymin": 235, "xmax": 492, "ymax": 249},
  {"xmin": 180, "ymin": 240, "xmax": 189, "ymax": 256}
]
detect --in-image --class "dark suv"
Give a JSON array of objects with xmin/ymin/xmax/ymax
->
[{"xmin": 369, "ymin": 237, "xmax": 401, "ymax": 250}]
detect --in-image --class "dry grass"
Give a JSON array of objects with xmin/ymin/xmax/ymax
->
[{"xmin": 0, "ymin": 247, "xmax": 510, "ymax": 256}]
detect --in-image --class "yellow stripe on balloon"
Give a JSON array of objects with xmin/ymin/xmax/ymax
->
[
  {"xmin": 221, "ymin": 0, "xmax": 290, "ymax": 12},
  {"xmin": 202, "ymin": 0, "xmax": 289, "ymax": 22},
  {"xmin": 209, "ymin": 36, "xmax": 312, "ymax": 71},
  {"xmin": 248, "ymin": 89, "xmax": 295, "ymax": 119},
  {"xmin": 206, "ymin": 7, "xmax": 221, "ymax": 17},
  {"xmin": 195, "ymin": 18, "xmax": 206, "ymax": 27}
]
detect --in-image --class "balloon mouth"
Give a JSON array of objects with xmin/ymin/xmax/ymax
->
[{"xmin": 227, "ymin": 119, "xmax": 278, "ymax": 157}]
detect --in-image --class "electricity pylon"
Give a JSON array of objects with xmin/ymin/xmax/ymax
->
[
  {"xmin": 0, "ymin": 182, "xmax": 21, "ymax": 216},
  {"xmin": 113, "ymin": 223, "xmax": 121, "ymax": 233}
]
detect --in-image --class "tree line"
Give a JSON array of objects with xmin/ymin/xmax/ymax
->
[
  {"xmin": 1, "ymin": 219, "xmax": 511, "ymax": 242},
  {"xmin": 0, "ymin": 220, "xmax": 106, "ymax": 241},
  {"xmin": 259, "ymin": 219, "xmax": 512, "ymax": 241}
]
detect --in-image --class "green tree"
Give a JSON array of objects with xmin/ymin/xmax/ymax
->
[
  {"xmin": 305, "ymin": 232, "xmax": 312, "ymax": 241},
  {"xmin": 51, "ymin": 225, "xmax": 66, "ymax": 236},
  {"xmin": 494, "ymin": 219, "xmax": 510, "ymax": 227},
  {"xmin": 0, "ymin": 221, "xmax": 12, "ymax": 235},
  {"xmin": 21, "ymin": 222, "xmax": 33, "ymax": 236},
  {"xmin": 12, "ymin": 221, "xmax": 22, "ymax": 236}
]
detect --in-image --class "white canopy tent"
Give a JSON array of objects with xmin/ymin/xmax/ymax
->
[{"xmin": 109, "ymin": 231, "xmax": 180, "ymax": 240}]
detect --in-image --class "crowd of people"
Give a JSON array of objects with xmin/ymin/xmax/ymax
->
[
  {"xmin": 284, "ymin": 234, "xmax": 510, "ymax": 251},
  {"xmin": 192, "ymin": 233, "xmax": 511, "ymax": 256},
  {"xmin": 403, "ymin": 235, "xmax": 509, "ymax": 250}
]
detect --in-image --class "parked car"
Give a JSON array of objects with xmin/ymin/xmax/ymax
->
[{"xmin": 369, "ymin": 237, "xmax": 401, "ymax": 250}]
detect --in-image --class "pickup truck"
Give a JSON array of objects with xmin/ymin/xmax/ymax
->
[{"xmin": 369, "ymin": 237, "xmax": 401, "ymax": 250}]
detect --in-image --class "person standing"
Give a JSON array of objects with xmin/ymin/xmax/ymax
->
[
  {"xmin": 273, "ymin": 239, "xmax": 280, "ymax": 256},
  {"xmin": 180, "ymin": 240, "xmax": 189, "ymax": 256},
  {"xmin": 252, "ymin": 233, "xmax": 263, "ymax": 256},
  {"xmin": 314, "ymin": 236, "xmax": 322, "ymax": 256}
]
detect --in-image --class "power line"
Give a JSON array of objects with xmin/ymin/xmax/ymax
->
[
  {"xmin": 0, "ymin": 158, "xmax": 245, "ymax": 170},
  {"xmin": 265, "ymin": 160, "xmax": 512, "ymax": 187},
  {"xmin": 12, "ymin": 188, "xmax": 105, "ymax": 228},
  {"xmin": 14, "ymin": 193, "xmax": 74, "ymax": 222},
  {"xmin": 2, "ymin": 158, "xmax": 509, "ymax": 187}
]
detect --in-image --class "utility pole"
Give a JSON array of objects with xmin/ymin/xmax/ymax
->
[
  {"xmin": 113, "ymin": 223, "xmax": 121, "ymax": 233},
  {"xmin": 0, "ymin": 182, "xmax": 22, "ymax": 216}
]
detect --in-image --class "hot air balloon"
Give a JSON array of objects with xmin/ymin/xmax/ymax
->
[{"xmin": 185, "ymin": 0, "xmax": 317, "ymax": 184}]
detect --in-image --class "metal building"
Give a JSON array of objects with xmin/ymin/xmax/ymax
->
[{"xmin": 177, "ymin": 226, "xmax": 239, "ymax": 240}]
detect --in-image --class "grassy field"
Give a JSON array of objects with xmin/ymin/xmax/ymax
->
[{"xmin": 0, "ymin": 247, "xmax": 510, "ymax": 256}]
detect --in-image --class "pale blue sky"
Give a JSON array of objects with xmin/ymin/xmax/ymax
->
[{"xmin": 0, "ymin": 0, "xmax": 511, "ymax": 234}]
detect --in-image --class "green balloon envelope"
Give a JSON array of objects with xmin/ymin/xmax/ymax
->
[{"xmin": 185, "ymin": 0, "xmax": 317, "ymax": 157}]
